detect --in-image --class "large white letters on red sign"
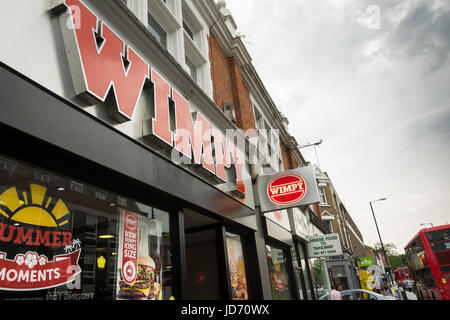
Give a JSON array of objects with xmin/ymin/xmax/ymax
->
[
  {"xmin": 58, "ymin": 0, "xmax": 246, "ymax": 198},
  {"xmin": 173, "ymin": 88, "xmax": 215, "ymax": 175},
  {"xmin": 151, "ymin": 69, "xmax": 173, "ymax": 147},
  {"xmin": 211, "ymin": 127, "xmax": 231, "ymax": 183},
  {"xmin": 65, "ymin": 0, "xmax": 149, "ymax": 121}
]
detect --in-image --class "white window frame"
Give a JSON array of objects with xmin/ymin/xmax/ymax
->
[
  {"xmin": 318, "ymin": 184, "xmax": 328, "ymax": 205},
  {"xmin": 147, "ymin": 0, "xmax": 181, "ymax": 53},
  {"xmin": 124, "ymin": 1, "xmax": 213, "ymax": 98},
  {"xmin": 125, "ymin": 0, "xmax": 182, "ymax": 61},
  {"xmin": 147, "ymin": 11, "xmax": 169, "ymax": 48},
  {"xmin": 251, "ymin": 98, "xmax": 283, "ymax": 172},
  {"xmin": 253, "ymin": 106, "xmax": 265, "ymax": 131},
  {"xmin": 181, "ymin": 0, "xmax": 211, "ymax": 94},
  {"xmin": 321, "ymin": 211, "xmax": 335, "ymax": 233}
]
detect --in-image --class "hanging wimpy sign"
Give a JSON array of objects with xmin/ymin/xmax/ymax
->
[{"xmin": 256, "ymin": 166, "xmax": 320, "ymax": 213}]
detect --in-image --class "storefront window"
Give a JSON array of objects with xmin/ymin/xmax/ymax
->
[
  {"xmin": 310, "ymin": 257, "xmax": 331, "ymax": 299},
  {"xmin": 0, "ymin": 155, "xmax": 173, "ymax": 300},
  {"xmin": 225, "ymin": 232, "xmax": 249, "ymax": 300},
  {"xmin": 292, "ymin": 251, "xmax": 305, "ymax": 300},
  {"xmin": 293, "ymin": 208, "xmax": 310, "ymax": 241},
  {"xmin": 330, "ymin": 265, "xmax": 348, "ymax": 290},
  {"xmin": 266, "ymin": 245, "xmax": 292, "ymax": 300},
  {"xmin": 295, "ymin": 242, "xmax": 313, "ymax": 300},
  {"xmin": 116, "ymin": 206, "xmax": 173, "ymax": 300}
]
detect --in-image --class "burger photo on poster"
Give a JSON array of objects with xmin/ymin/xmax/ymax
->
[{"xmin": 118, "ymin": 255, "xmax": 156, "ymax": 300}]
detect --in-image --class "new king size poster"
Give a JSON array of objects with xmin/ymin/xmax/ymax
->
[
  {"xmin": 117, "ymin": 210, "xmax": 163, "ymax": 300},
  {"xmin": 121, "ymin": 210, "xmax": 139, "ymax": 285}
]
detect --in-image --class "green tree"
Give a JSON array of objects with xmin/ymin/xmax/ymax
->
[
  {"xmin": 373, "ymin": 242, "xmax": 408, "ymax": 270},
  {"xmin": 389, "ymin": 254, "xmax": 408, "ymax": 270},
  {"xmin": 373, "ymin": 242, "xmax": 398, "ymax": 256}
]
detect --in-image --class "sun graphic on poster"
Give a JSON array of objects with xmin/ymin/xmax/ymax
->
[{"xmin": 0, "ymin": 184, "xmax": 69, "ymax": 228}]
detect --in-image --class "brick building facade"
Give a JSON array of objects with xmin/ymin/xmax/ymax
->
[{"xmin": 314, "ymin": 165, "xmax": 366, "ymax": 289}]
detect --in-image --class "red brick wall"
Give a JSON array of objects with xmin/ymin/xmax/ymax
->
[
  {"xmin": 312, "ymin": 203, "xmax": 322, "ymax": 220},
  {"xmin": 228, "ymin": 57, "xmax": 255, "ymax": 131},
  {"xmin": 208, "ymin": 33, "xmax": 256, "ymax": 132},
  {"xmin": 208, "ymin": 34, "xmax": 232, "ymax": 112},
  {"xmin": 280, "ymin": 141, "xmax": 298, "ymax": 170}
]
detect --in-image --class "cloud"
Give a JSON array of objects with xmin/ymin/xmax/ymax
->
[
  {"xmin": 388, "ymin": 0, "xmax": 450, "ymax": 70},
  {"xmin": 226, "ymin": 0, "xmax": 450, "ymax": 250}
]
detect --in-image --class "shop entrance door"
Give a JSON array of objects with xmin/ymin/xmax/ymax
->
[
  {"xmin": 185, "ymin": 229, "xmax": 221, "ymax": 299},
  {"xmin": 183, "ymin": 209, "xmax": 226, "ymax": 300}
]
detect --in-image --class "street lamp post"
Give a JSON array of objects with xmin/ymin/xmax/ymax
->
[
  {"xmin": 369, "ymin": 198, "xmax": 390, "ymax": 277},
  {"xmin": 298, "ymin": 139, "xmax": 323, "ymax": 168},
  {"xmin": 420, "ymin": 223, "xmax": 434, "ymax": 228}
]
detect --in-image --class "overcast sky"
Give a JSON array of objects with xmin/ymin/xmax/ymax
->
[{"xmin": 226, "ymin": 0, "xmax": 450, "ymax": 253}]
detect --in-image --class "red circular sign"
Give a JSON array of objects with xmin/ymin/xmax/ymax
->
[
  {"xmin": 267, "ymin": 174, "xmax": 307, "ymax": 205},
  {"xmin": 125, "ymin": 214, "xmax": 137, "ymax": 230},
  {"xmin": 196, "ymin": 272, "xmax": 207, "ymax": 284},
  {"xmin": 123, "ymin": 260, "xmax": 137, "ymax": 284},
  {"xmin": 274, "ymin": 272, "xmax": 286, "ymax": 291}
]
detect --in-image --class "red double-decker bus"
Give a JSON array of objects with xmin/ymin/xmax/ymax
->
[
  {"xmin": 394, "ymin": 267, "xmax": 411, "ymax": 285},
  {"xmin": 404, "ymin": 224, "xmax": 450, "ymax": 300}
]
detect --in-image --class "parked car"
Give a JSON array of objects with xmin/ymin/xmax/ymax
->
[
  {"xmin": 402, "ymin": 279, "xmax": 414, "ymax": 291},
  {"xmin": 319, "ymin": 289, "xmax": 396, "ymax": 300},
  {"xmin": 316, "ymin": 287, "xmax": 326, "ymax": 297}
]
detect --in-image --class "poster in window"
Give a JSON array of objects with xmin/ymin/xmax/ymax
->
[
  {"xmin": 226, "ymin": 234, "xmax": 248, "ymax": 300},
  {"xmin": 117, "ymin": 209, "xmax": 163, "ymax": 300},
  {"xmin": 0, "ymin": 184, "xmax": 82, "ymax": 292},
  {"xmin": 271, "ymin": 250, "xmax": 288, "ymax": 292}
]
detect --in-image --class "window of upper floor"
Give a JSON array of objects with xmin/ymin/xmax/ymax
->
[
  {"xmin": 254, "ymin": 108, "xmax": 265, "ymax": 131},
  {"xmin": 318, "ymin": 185, "xmax": 328, "ymax": 205},
  {"xmin": 251, "ymin": 101, "xmax": 284, "ymax": 172},
  {"xmin": 185, "ymin": 55, "xmax": 197, "ymax": 82},
  {"xmin": 325, "ymin": 220, "xmax": 333, "ymax": 233},
  {"xmin": 147, "ymin": 0, "xmax": 179, "ymax": 51},
  {"xmin": 183, "ymin": 21, "xmax": 194, "ymax": 41},
  {"xmin": 148, "ymin": 13, "xmax": 168, "ymax": 48},
  {"xmin": 121, "ymin": 1, "xmax": 213, "ymax": 98},
  {"xmin": 181, "ymin": 1, "xmax": 210, "ymax": 88}
]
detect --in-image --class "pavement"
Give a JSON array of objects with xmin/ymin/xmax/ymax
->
[
  {"xmin": 389, "ymin": 285, "xmax": 418, "ymax": 300},
  {"xmin": 405, "ymin": 291, "xmax": 418, "ymax": 300}
]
